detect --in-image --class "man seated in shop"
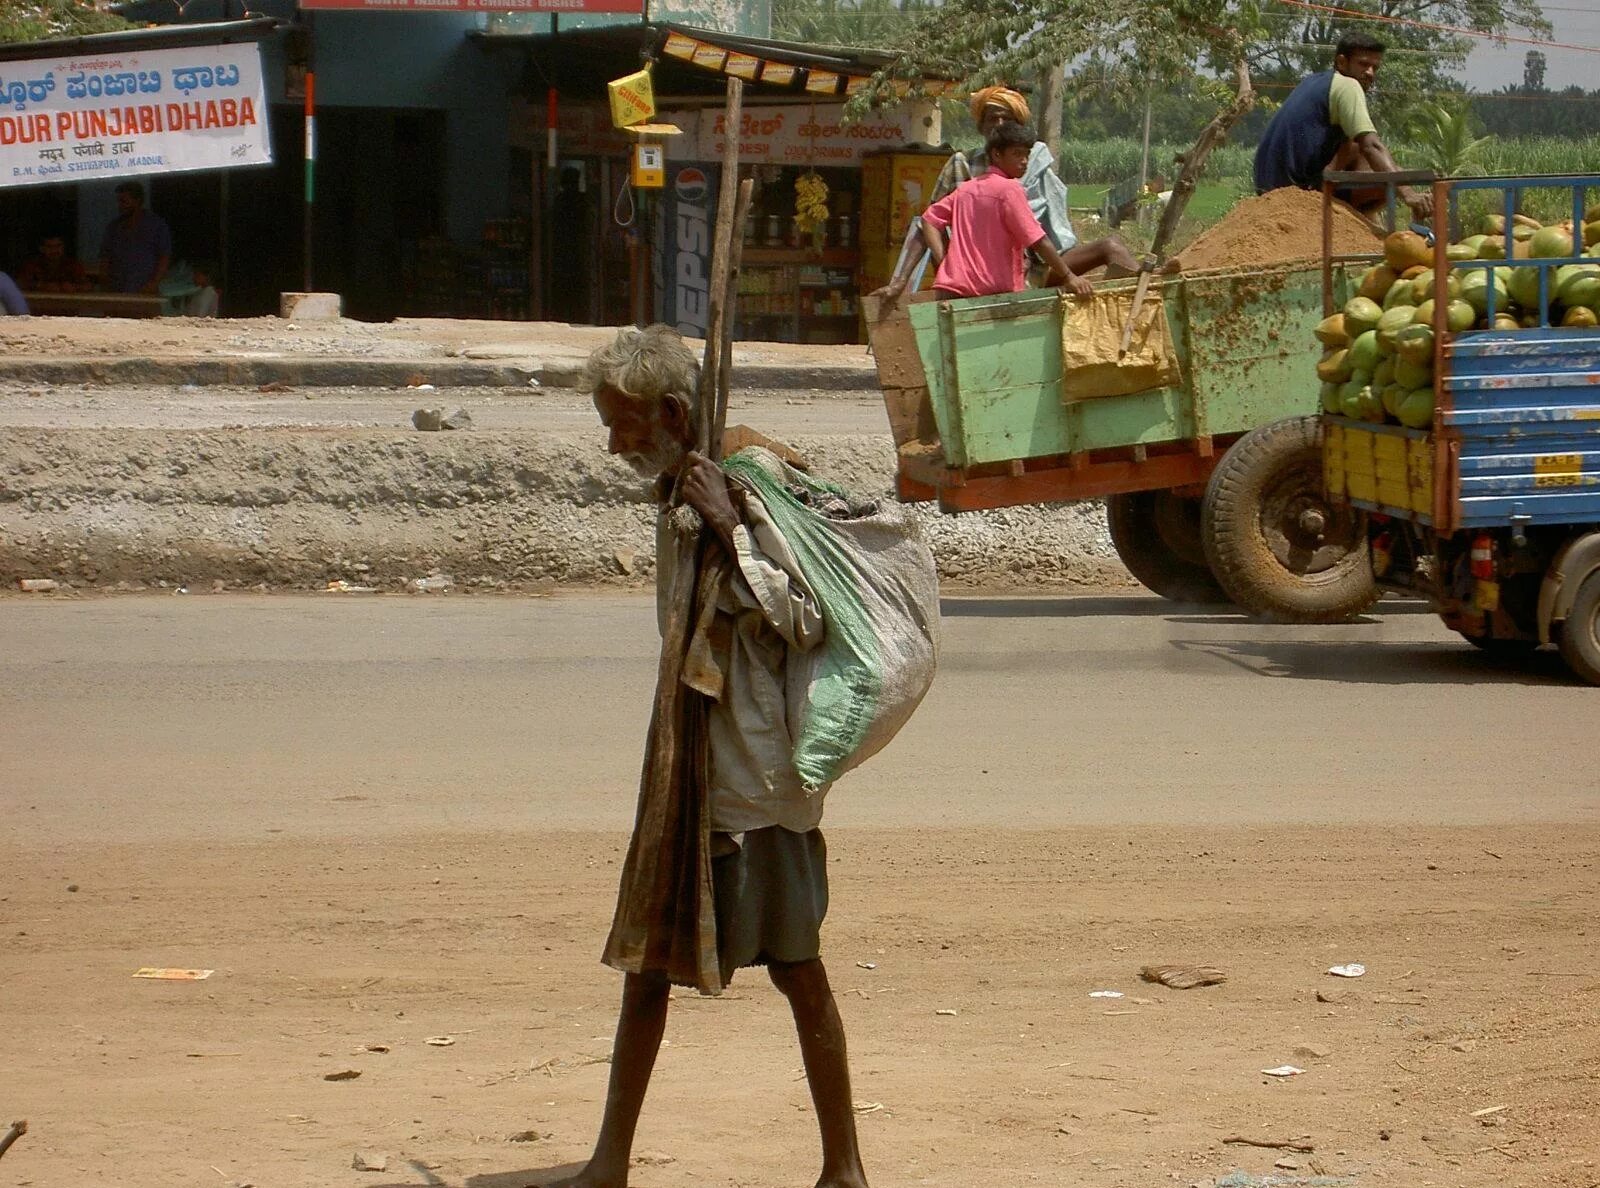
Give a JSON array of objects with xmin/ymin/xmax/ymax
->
[
  {"xmin": 1253, "ymin": 32, "xmax": 1433, "ymax": 221},
  {"xmin": 98, "ymin": 181, "xmax": 172, "ymax": 295},
  {"xmin": 16, "ymin": 235, "xmax": 91, "ymax": 293}
]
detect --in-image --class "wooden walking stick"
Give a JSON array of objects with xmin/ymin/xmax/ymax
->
[
  {"xmin": 0, "ymin": 1120, "xmax": 28, "ymax": 1162},
  {"xmin": 698, "ymin": 77, "xmax": 745, "ymax": 458}
]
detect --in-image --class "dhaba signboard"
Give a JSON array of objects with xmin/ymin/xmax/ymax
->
[{"xmin": 0, "ymin": 42, "xmax": 270, "ymax": 189}]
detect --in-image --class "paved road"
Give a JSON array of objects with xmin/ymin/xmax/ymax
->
[
  {"xmin": 4, "ymin": 592, "xmax": 1593, "ymax": 846},
  {"xmin": 0, "ymin": 383, "xmax": 888, "ymax": 434}
]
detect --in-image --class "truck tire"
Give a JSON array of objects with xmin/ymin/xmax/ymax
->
[
  {"xmin": 1106, "ymin": 490, "xmax": 1229, "ymax": 604},
  {"xmin": 1201, "ymin": 416, "xmax": 1378, "ymax": 623},
  {"xmin": 1556, "ymin": 569, "xmax": 1600, "ymax": 685}
]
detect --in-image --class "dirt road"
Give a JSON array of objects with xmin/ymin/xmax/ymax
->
[{"xmin": 4, "ymin": 594, "xmax": 1597, "ymax": 1188}]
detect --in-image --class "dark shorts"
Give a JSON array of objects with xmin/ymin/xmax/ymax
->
[{"xmin": 712, "ymin": 826, "xmax": 828, "ymax": 985}]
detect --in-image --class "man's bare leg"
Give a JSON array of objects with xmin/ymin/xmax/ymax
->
[
  {"xmin": 548, "ymin": 971, "xmax": 671, "ymax": 1188},
  {"xmin": 769, "ymin": 958, "xmax": 869, "ymax": 1188},
  {"xmin": 1063, "ymin": 237, "xmax": 1140, "ymax": 279}
]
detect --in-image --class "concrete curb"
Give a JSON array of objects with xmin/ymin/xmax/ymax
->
[{"xmin": 0, "ymin": 356, "xmax": 880, "ymax": 392}]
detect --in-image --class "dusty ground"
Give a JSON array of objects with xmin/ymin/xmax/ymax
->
[
  {"xmin": 8, "ymin": 827, "xmax": 1597, "ymax": 1188},
  {"xmin": 3, "ymin": 594, "xmax": 1598, "ymax": 1188}
]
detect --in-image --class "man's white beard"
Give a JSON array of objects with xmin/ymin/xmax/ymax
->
[{"xmin": 620, "ymin": 427, "xmax": 687, "ymax": 479}]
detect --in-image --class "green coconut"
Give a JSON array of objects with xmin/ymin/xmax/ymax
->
[
  {"xmin": 1347, "ymin": 330, "xmax": 1381, "ymax": 375},
  {"xmin": 1320, "ymin": 381, "xmax": 1342, "ymax": 414},
  {"xmin": 1563, "ymin": 305, "xmax": 1599, "ymax": 328},
  {"xmin": 1383, "ymin": 278, "xmax": 1415, "ymax": 311},
  {"xmin": 1314, "ymin": 313, "xmax": 1350, "ymax": 347},
  {"xmin": 1343, "ymin": 295, "xmax": 1383, "ymax": 337},
  {"xmin": 1397, "ymin": 387, "xmax": 1435, "ymax": 430},
  {"xmin": 1394, "ymin": 350, "xmax": 1434, "ymax": 388},
  {"xmin": 1556, "ymin": 265, "xmax": 1600, "ymax": 308},
  {"xmin": 1446, "ymin": 299, "xmax": 1477, "ymax": 332},
  {"xmin": 1376, "ymin": 306, "xmax": 1416, "ymax": 350},
  {"xmin": 1317, "ymin": 348, "xmax": 1352, "ymax": 384},
  {"xmin": 1508, "ymin": 266, "xmax": 1546, "ymax": 311},
  {"xmin": 1530, "ymin": 226, "xmax": 1575, "ymax": 258},
  {"xmin": 1374, "ymin": 358, "xmax": 1397, "ymax": 389},
  {"xmin": 1381, "ymin": 383, "xmax": 1407, "ymax": 418},
  {"xmin": 1459, "ymin": 269, "xmax": 1510, "ymax": 316},
  {"xmin": 1357, "ymin": 265, "xmax": 1399, "ymax": 303},
  {"xmin": 1409, "ymin": 269, "xmax": 1461, "ymax": 304}
]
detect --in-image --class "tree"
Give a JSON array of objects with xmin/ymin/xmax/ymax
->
[
  {"xmin": 1522, "ymin": 49, "xmax": 1546, "ymax": 94},
  {"xmin": 770, "ymin": 0, "xmax": 935, "ymax": 48},
  {"xmin": 1, "ymin": 0, "xmax": 132, "ymax": 43},
  {"xmin": 1401, "ymin": 100, "xmax": 1491, "ymax": 176},
  {"xmin": 850, "ymin": 0, "xmax": 1551, "ymax": 133}
]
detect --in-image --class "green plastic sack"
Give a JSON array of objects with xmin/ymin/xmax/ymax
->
[{"xmin": 722, "ymin": 448, "xmax": 940, "ymax": 793}]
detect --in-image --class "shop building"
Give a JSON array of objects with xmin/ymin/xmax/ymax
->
[
  {"xmin": 2, "ymin": 2, "xmax": 955, "ymax": 335},
  {"xmin": 487, "ymin": 21, "xmax": 955, "ymax": 342}
]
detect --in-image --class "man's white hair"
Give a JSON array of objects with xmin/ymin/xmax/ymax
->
[{"xmin": 581, "ymin": 324, "xmax": 701, "ymax": 415}]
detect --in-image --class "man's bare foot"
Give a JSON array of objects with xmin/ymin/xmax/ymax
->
[
  {"xmin": 541, "ymin": 1161, "xmax": 627, "ymax": 1188},
  {"xmin": 816, "ymin": 1174, "xmax": 869, "ymax": 1188}
]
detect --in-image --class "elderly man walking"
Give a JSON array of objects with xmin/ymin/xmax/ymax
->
[{"xmin": 546, "ymin": 323, "xmax": 938, "ymax": 1188}]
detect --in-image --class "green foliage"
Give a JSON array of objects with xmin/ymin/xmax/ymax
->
[
  {"xmin": 1398, "ymin": 100, "xmax": 1492, "ymax": 177},
  {"xmin": 0, "ymin": 0, "xmax": 132, "ymax": 43},
  {"xmin": 849, "ymin": 0, "xmax": 1550, "ymax": 136},
  {"xmin": 1051, "ymin": 139, "xmax": 1253, "ymax": 185},
  {"xmin": 770, "ymin": 0, "xmax": 934, "ymax": 48}
]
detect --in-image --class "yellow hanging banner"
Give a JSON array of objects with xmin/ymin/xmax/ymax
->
[
  {"xmin": 805, "ymin": 70, "xmax": 840, "ymax": 94},
  {"xmin": 607, "ymin": 65, "xmax": 656, "ymax": 129},
  {"xmin": 663, "ymin": 32, "xmax": 698, "ymax": 60},
  {"xmin": 725, "ymin": 52, "xmax": 761, "ymax": 80},
  {"xmin": 691, "ymin": 42, "xmax": 728, "ymax": 70}
]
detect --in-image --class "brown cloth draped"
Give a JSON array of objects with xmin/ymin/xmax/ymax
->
[{"xmin": 601, "ymin": 509, "xmax": 733, "ymax": 996}]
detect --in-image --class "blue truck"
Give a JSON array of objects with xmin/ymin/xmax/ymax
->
[{"xmin": 1295, "ymin": 172, "xmax": 1600, "ymax": 683}]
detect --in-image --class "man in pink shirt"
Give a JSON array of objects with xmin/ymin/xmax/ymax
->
[{"xmin": 920, "ymin": 122, "xmax": 1092, "ymax": 300}]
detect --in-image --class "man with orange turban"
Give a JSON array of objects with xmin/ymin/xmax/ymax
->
[{"xmin": 876, "ymin": 83, "xmax": 1136, "ymax": 301}]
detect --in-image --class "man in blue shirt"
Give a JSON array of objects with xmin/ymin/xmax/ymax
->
[
  {"xmin": 1254, "ymin": 33, "xmax": 1432, "ymax": 220},
  {"xmin": 0, "ymin": 271, "xmax": 29, "ymax": 315},
  {"xmin": 98, "ymin": 181, "xmax": 172, "ymax": 294}
]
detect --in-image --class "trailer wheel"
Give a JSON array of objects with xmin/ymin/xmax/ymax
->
[
  {"xmin": 1106, "ymin": 491, "xmax": 1229, "ymax": 604},
  {"xmin": 1201, "ymin": 416, "xmax": 1378, "ymax": 623},
  {"xmin": 1556, "ymin": 569, "xmax": 1600, "ymax": 685}
]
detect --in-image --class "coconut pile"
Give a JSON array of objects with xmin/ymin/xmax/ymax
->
[{"xmin": 1314, "ymin": 213, "xmax": 1600, "ymax": 429}]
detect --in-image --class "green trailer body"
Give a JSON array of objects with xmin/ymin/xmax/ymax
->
[
  {"xmin": 871, "ymin": 261, "xmax": 1362, "ymax": 513},
  {"xmin": 867, "ymin": 256, "xmax": 1383, "ymax": 616}
]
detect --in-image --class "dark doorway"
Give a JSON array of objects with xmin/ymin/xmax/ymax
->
[
  {"xmin": 223, "ymin": 105, "xmax": 449, "ymax": 320},
  {"xmin": 0, "ymin": 185, "xmax": 79, "ymax": 279}
]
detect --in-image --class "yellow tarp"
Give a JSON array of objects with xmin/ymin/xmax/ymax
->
[{"xmin": 1059, "ymin": 288, "xmax": 1183, "ymax": 401}]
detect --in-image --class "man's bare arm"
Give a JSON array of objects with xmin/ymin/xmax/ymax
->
[
  {"xmin": 1353, "ymin": 133, "xmax": 1433, "ymax": 218},
  {"xmin": 1031, "ymin": 236, "xmax": 1092, "ymax": 297}
]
